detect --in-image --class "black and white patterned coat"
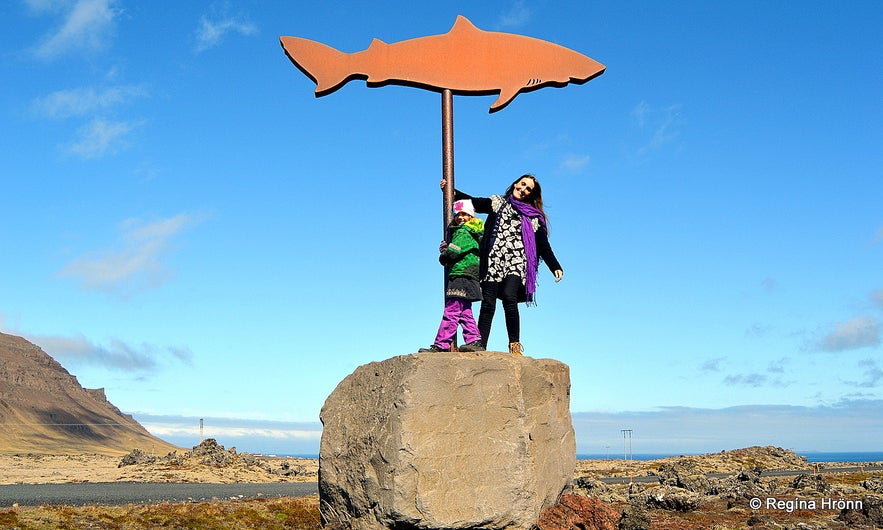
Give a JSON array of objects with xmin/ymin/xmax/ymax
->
[{"xmin": 454, "ymin": 190, "xmax": 562, "ymax": 303}]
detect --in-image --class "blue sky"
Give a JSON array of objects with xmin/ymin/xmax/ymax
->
[{"xmin": 1, "ymin": 1, "xmax": 881, "ymax": 456}]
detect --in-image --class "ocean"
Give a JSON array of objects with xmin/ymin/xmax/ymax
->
[
  {"xmin": 575, "ymin": 452, "xmax": 883, "ymax": 462},
  {"xmin": 279, "ymin": 452, "xmax": 883, "ymax": 462},
  {"xmin": 799, "ymin": 452, "xmax": 883, "ymax": 463}
]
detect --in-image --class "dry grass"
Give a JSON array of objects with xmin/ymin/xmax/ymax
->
[
  {"xmin": 825, "ymin": 470, "xmax": 873, "ymax": 487},
  {"xmin": 0, "ymin": 495, "xmax": 322, "ymax": 530}
]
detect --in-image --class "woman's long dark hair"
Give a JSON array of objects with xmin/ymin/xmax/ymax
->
[{"xmin": 504, "ymin": 174, "xmax": 547, "ymax": 223}]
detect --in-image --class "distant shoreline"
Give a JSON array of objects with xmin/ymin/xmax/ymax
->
[
  {"xmin": 266, "ymin": 451, "xmax": 883, "ymax": 463},
  {"xmin": 579, "ymin": 451, "xmax": 883, "ymax": 463}
]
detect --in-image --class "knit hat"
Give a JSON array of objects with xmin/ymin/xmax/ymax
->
[{"xmin": 453, "ymin": 199, "xmax": 476, "ymax": 217}]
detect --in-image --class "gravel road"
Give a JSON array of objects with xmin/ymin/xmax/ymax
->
[
  {"xmin": 5, "ymin": 464, "xmax": 879, "ymax": 506},
  {"xmin": 0, "ymin": 481, "xmax": 318, "ymax": 507}
]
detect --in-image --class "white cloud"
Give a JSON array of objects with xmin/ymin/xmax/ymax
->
[
  {"xmin": 23, "ymin": 0, "xmax": 63, "ymax": 14},
  {"xmin": 851, "ymin": 359, "xmax": 883, "ymax": 388},
  {"xmin": 31, "ymin": 84, "xmax": 149, "ymax": 158},
  {"xmin": 559, "ymin": 154, "xmax": 591, "ymax": 173},
  {"xmin": 133, "ymin": 414, "xmax": 323, "ymax": 454},
  {"xmin": 58, "ymin": 214, "xmax": 199, "ymax": 294},
  {"xmin": 194, "ymin": 11, "xmax": 257, "ymax": 52},
  {"xmin": 631, "ymin": 101, "xmax": 684, "ymax": 158},
  {"xmin": 761, "ymin": 277, "xmax": 778, "ymax": 292},
  {"xmin": 700, "ymin": 357, "xmax": 725, "ymax": 372},
  {"xmin": 32, "ymin": 0, "xmax": 120, "ymax": 60},
  {"xmin": 147, "ymin": 423, "xmax": 322, "ymax": 441},
  {"xmin": 870, "ymin": 289, "xmax": 883, "ymax": 311},
  {"xmin": 25, "ymin": 332, "xmax": 194, "ymax": 372},
  {"xmin": 723, "ymin": 372, "xmax": 768, "ymax": 387},
  {"xmin": 573, "ymin": 400, "xmax": 883, "ymax": 454},
  {"xmin": 815, "ymin": 316, "xmax": 881, "ymax": 352},
  {"xmin": 132, "ymin": 401, "xmax": 883, "ymax": 456},
  {"xmin": 496, "ymin": 0, "xmax": 532, "ymax": 30},
  {"xmin": 65, "ymin": 117, "xmax": 140, "ymax": 158},
  {"xmin": 32, "ymin": 85, "xmax": 148, "ymax": 119},
  {"xmin": 0, "ymin": 322, "xmax": 191, "ymax": 375},
  {"xmin": 766, "ymin": 357, "xmax": 789, "ymax": 374},
  {"xmin": 631, "ymin": 101, "xmax": 650, "ymax": 128},
  {"xmin": 745, "ymin": 323, "xmax": 772, "ymax": 338},
  {"xmin": 720, "ymin": 358, "xmax": 794, "ymax": 388}
]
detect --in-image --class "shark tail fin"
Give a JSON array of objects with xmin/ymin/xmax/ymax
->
[{"xmin": 280, "ymin": 36, "xmax": 355, "ymax": 95}]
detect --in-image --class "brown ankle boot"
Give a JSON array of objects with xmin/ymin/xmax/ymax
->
[{"xmin": 509, "ymin": 342, "xmax": 523, "ymax": 356}]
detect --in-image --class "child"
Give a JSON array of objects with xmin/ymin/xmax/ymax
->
[{"xmin": 419, "ymin": 199, "xmax": 485, "ymax": 352}]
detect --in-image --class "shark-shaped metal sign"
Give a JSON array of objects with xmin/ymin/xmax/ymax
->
[
  {"xmin": 280, "ymin": 16, "xmax": 605, "ymax": 329},
  {"xmin": 280, "ymin": 15, "xmax": 605, "ymax": 113}
]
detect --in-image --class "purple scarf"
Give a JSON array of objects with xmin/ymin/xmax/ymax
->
[{"xmin": 508, "ymin": 196, "xmax": 546, "ymax": 305}]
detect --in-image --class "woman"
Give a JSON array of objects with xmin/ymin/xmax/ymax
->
[{"xmin": 444, "ymin": 174, "xmax": 563, "ymax": 355}]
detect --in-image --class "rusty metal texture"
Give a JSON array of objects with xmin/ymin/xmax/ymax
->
[
  {"xmin": 280, "ymin": 15, "xmax": 605, "ymax": 113},
  {"xmin": 441, "ymin": 89, "xmax": 455, "ymax": 349},
  {"xmin": 442, "ymin": 89, "xmax": 455, "ymax": 234}
]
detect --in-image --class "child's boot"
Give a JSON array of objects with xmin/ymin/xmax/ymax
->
[
  {"xmin": 508, "ymin": 342, "xmax": 523, "ymax": 356},
  {"xmin": 460, "ymin": 340, "xmax": 486, "ymax": 352},
  {"xmin": 418, "ymin": 344, "xmax": 449, "ymax": 353}
]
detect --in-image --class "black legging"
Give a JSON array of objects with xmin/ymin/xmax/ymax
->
[{"xmin": 478, "ymin": 275, "xmax": 522, "ymax": 344}]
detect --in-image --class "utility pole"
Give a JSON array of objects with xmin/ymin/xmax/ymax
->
[
  {"xmin": 621, "ymin": 429, "xmax": 633, "ymax": 460},
  {"xmin": 199, "ymin": 418, "xmax": 204, "ymax": 442}
]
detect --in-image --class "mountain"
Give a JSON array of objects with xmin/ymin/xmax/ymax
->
[{"xmin": 0, "ymin": 332, "xmax": 180, "ymax": 456}]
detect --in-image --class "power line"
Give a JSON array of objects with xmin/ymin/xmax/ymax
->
[
  {"xmin": 0, "ymin": 422, "xmax": 138, "ymax": 427},
  {"xmin": 621, "ymin": 429, "xmax": 633, "ymax": 460}
]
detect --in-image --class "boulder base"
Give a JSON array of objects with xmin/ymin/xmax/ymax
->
[{"xmin": 319, "ymin": 351, "xmax": 575, "ymax": 530}]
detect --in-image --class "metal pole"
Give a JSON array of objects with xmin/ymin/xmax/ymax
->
[
  {"xmin": 622, "ymin": 429, "xmax": 626, "ymax": 460},
  {"xmin": 629, "ymin": 430, "xmax": 633, "ymax": 460},
  {"xmin": 441, "ymin": 89, "xmax": 457, "ymax": 351},
  {"xmin": 442, "ymin": 89, "xmax": 454, "ymax": 232},
  {"xmin": 622, "ymin": 429, "xmax": 633, "ymax": 460},
  {"xmin": 621, "ymin": 429, "xmax": 632, "ymax": 460}
]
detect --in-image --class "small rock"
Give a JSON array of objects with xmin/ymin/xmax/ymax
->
[
  {"xmin": 118, "ymin": 448, "xmax": 157, "ymax": 467},
  {"xmin": 644, "ymin": 485, "xmax": 704, "ymax": 512},
  {"xmin": 655, "ymin": 460, "xmax": 709, "ymax": 492},
  {"xmin": 537, "ymin": 494, "xmax": 620, "ymax": 530},
  {"xmin": 836, "ymin": 494, "xmax": 883, "ymax": 527},
  {"xmin": 618, "ymin": 499, "xmax": 651, "ymax": 530},
  {"xmin": 790, "ymin": 473, "xmax": 829, "ymax": 493},
  {"xmin": 861, "ymin": 477, "xmax": 883, "ymax": 493},
  {"xmin": 574, "ymin": 477, "xmax": 626, "ymax": 504}
]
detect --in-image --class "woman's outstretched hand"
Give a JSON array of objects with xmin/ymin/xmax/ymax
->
[
  {"xmin": 553, "ymin": 270, "xmax": 564, "ymax": 282},
  {"xmin": 440, "ymin": 179, "xmax": 447, "ymax": 190}
]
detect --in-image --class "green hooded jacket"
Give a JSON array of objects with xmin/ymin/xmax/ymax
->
[{"xmin": 440, "ymin": 217, "xmax": 484, "ymax": 280}]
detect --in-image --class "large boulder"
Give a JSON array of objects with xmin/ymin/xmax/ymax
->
[{"xmin": 319, "ymin": 351, "xmax": 575, "ymax": 530}]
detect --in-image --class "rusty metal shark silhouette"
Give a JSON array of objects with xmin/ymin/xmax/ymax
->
[{"xmin": 280, "ymin": 16, "xmax": 605, "ymax": 112}]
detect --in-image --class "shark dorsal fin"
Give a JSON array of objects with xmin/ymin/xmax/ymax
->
[{"xmin": 450, "ymin": 15, "xmax": 480, "ymax": 34}]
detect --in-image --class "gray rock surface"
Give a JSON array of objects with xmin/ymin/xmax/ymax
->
[{"xmin": 319, "ymin": 351, "xmax": 575, "ymax": 530}]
